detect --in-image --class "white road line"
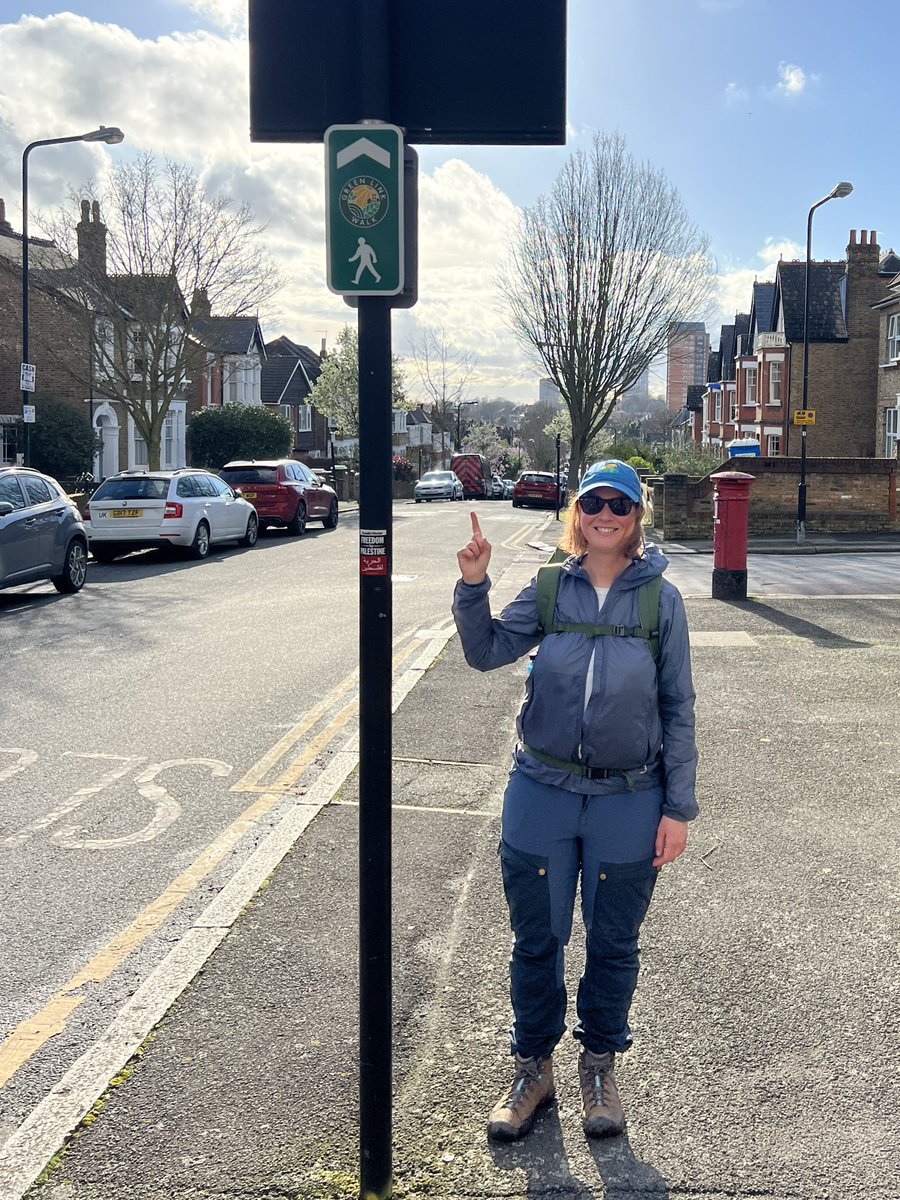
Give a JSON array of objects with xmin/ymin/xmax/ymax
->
[{"xmin": 0, "ymin": 620, "xmax": 471, "ymax": 1198}]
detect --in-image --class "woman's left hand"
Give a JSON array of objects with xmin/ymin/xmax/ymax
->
[{"xmin": 652, "ymin": 815, "xmax": 688, "ymax": 868}]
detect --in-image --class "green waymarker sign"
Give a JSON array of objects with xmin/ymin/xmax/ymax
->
[{"xmin": 325, "ymin": 124, "xmax": 404, "ymax": 297}]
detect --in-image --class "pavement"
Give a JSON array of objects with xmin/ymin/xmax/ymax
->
[{"xmin": 4, "ymin": 534, "xmax": 900, "ymax": 1200}]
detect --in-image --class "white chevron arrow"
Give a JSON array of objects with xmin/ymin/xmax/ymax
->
[{"xmin": 336, "ymin": 137, "xmax": 392, "ymax": 170}]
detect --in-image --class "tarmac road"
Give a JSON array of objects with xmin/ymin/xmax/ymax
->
[{"xmin": 3, "ymin": 521, "xmax": 900, "ymax": 1199}]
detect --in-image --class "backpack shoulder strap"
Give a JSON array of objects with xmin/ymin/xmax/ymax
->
[
  {"xmin": 637, "ymin": 575, "xmax": 663, "ymax": 663},
  {"xmin": 535, "ymin": 563, "xmax": 564, "ymax": 634}
]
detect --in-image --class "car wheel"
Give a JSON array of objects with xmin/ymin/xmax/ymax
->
[
  {"xmin": 323, "ymin": 499, "xmax": 339, "ymax": 530},
  {"xmin": 286, "ymin": 502, "xmax": 306, "ymax": 536},
  {"xmin": 190, "ymin": 520, "xmax": 211, "ymax": 559},
  {"xmin": 240, "ymin": 513, "xmax": 259, "ymax": 547},
  {"xmin": 511, "ymin": 500, "xmax": 520, "ymax": 508},
  {"xmin": 52, "ymin": 538, "xmax": 88, "ymax": 593},
  {"xmin": 415, "ymin": 497, "xmax": 421, "ymax": 503}
]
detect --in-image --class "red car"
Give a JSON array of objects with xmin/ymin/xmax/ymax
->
[
  {"xmin": 218, "ymin": 460, "xmax": 338, "ymax": 534},
  {"xmin": 512, "ymin": 471, "xmax": 565, "ymax": 509}
]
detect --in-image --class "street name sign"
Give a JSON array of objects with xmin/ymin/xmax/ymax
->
[
  {"xmin": 20, "ymin": 363, "xmax": 35, "ymax": 392},
  {"xmin": 793, "ymin": 410, "xmax": 817, "ymax": 425},
  {"xmin": 325, "ymin": 125, "xmax": 404, "ymax": 297}
]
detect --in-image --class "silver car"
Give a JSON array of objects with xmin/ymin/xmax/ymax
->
[
  {"xmin": 414, "ymin": 470, "xmax": 464, "ymax": 502},
  {"xmin": 0, "ymin": 467, "xmax": 88, "ymax": 594},
  {"xmin": 87, "ymin": 469, "xmax": 259, "ymax": 562}
]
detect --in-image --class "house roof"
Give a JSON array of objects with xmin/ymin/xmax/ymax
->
[
  {"xmin": 261, "ymin": 356, "xmax": 305, "ymax": 406},
  {"xmin": 671, "ymin": 407, "xmax": 693, "ymax": 428},
  {"xmin": 879, "ymin": 249, "xmax": 900, "ymax": 276},
  {"xmin": 750, "ymin": 282, "xmax": 776, "ymax": 340},
  {"xmin": 406, "ymin": 406, "xmax": 431, "ymax": 426},
  {"xmin": 193, "ymin": 316, "xmax": 265, "ymax": 356},
  {"xmin": 774, "ymin": 260, "xmax": 848, "ymax": 342},
  {"xmin": 732, "ymin": 312, "xmax": 751, "ymax": 361},
  {"xmin": 719, "ymin": 324, "xmax": 736, "ymax": 381},
  {"xmin": 706, "ymin": 350, "xmax": 721, "ymax": 383}
]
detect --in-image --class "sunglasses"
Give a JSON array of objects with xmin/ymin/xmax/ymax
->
[{"xmin": 579, "ymin": 493, "xmax": 636, "ymax": 517}]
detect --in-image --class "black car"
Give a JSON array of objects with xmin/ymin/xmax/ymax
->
[{"xmin": 0, "ymin": 467, "xmax": 88, "ymax": 594}]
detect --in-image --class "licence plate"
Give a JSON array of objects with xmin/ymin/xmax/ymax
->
[
  {"xmin": 110, "ymin": 509, "xmax": 143, "ymax": 518},
  {"xmin": 242, "ymin": 491, "xmax": 257, "ymax": 499}
]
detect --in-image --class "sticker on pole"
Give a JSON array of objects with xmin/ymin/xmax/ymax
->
[
  {"xmin": 20, "ymin": 363, "xmax": 35, "ymax": 392},
  {"xmin": 325, "ymin": 125, "xmax": 403, "ymax": 297},
  {"xmin": 360, "ymin": 528, "xmax": 388, "ymax": 576}
]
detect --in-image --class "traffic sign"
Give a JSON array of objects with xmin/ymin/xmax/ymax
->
[
  {"xmin": 325, "ymin": 124, "xmax": 403, "ymax": 297},
  {"xmin": 23, "ymin": 405, "xmax": 36, "ymax": 424},
  {"xmin": 793, "ymin": 409, "xmax": 816, "ymax": 425},
  {"xmin": 20, "ymin": 363, "xmax": 35, "ymax": 392}
]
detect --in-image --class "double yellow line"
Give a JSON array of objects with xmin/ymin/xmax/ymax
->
[{"xmin": 0, "ymin": 622, "xmax": 448, "ymax": 1089}]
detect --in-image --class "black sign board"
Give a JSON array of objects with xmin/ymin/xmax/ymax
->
[{"xmin": 249, "ymin": 0, "xmax": 567, "ymax": 145}]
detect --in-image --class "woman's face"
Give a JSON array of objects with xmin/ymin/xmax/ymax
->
[{"xmin": 578, "ymin": 486, "xmax": 640, "ymax": 557}]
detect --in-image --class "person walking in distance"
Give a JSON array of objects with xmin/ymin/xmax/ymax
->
[{"xmin": 453, "ymin": 460, "xmax": 698, "ymax": 1141}]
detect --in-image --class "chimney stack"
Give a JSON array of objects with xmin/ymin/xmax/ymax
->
[
  {"xmin": 320, "ymin": 335, "xmax": 328, "ymax": 358},
  {"xmin": 76, "ymin": 198, "xmax": 107, "ymax": 276},
  {"xmin": 0, "ymin": 197, "xmax": 13, "ymax": 237},
  {"xmin": 191, "ymin": 287, "xmax": 212, "ymax": 319}
]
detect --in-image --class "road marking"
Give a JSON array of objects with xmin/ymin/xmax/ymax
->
[
  {"xmin": 0, "ymin": 748, "xmax": 38, "ymax": 785},
  {"xmin": 0, "ymin": 619, "xmax": 464, "ymax": 1199}
]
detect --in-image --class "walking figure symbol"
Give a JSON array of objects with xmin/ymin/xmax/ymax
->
[{"xmin": 349, "ymin": 237, "xmax": 381, "ymax": 284}]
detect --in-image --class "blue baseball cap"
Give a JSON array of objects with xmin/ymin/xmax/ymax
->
[{"xmin": 576, "ymin": 459, "xmax": 643, "ymax": 505}]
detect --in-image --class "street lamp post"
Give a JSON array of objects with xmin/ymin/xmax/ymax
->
[
  {"xmin": 21, "ymin": 125, "xmax": 125, "ymax": 466},
  {"xmin": 797, "ymin": 180, "xmax": 853, "ymax": 543},
  {"xmin": 455, "ymin": 399, "xmax": 477, "ymax": 450}
]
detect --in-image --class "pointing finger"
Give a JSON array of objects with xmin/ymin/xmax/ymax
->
[{"xmin": 470, "ymin": 512, "xmax": 483, "ymax": 539}]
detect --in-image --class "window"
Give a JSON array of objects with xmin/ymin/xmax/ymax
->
[
  {"xmin": 176, "ymin": 476, "xmax": 200, "ymax": 498},
  {"xmin": 297, "ymin": 405, "xmax": 312, "ymax": 433},
  {"xmin": 164, "ymin": 416, "xmax": 174, "ymax": 469},
  {"xmin": 766, "ymin": 434, "xmax": 781, "ymax": 456},
  {"xmin": 888, "ymin": 314, "xmax": 900, "ymax": 362},
  {"xmin": 769, "ymin": 362, "xmax": 782, "ymax": 404},
  {"xmin": 134, "ymin": 432, "xmax": 149, "ymax": 466},
  {"xmin": 729, "ymin": 391, "xmax": 738, "ymax": 421},
  {"xmin": 22, "ymin": 477, "xmax": 53, "ymax": 506},
  {"xmin": 227, "ymin": 378, "xmax": 239, "ymax": 404},
  {"xmin": 886, "ymin": 406, "xmax": 899, "ymax": 458},
  {"xmin": 714, "ymin": 392, "xmax": 722, "ymax": 422},
  {"xmin": 193, "ymin": 474, "xmax": 218, "ymax": 497},
  {"xmin": 746, "ymin": 366, "xmax": 757, "ymax": 407},
  {"xmin": 0, "ymin": 476, "xmax": 26, "ymax": 509},
  {"xmin": 279, "ymin": 404, "xmax": 293, "ymax": 427}
]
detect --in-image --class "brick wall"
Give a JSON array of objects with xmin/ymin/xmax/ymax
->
[{"xmin": 652, "ymin": 456, "xmax": 898, "ymax": 538}]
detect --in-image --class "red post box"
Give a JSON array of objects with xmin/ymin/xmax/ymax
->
[{"xmin": 711, "ymin": 470, "xmax": 755, "ymax": 600}]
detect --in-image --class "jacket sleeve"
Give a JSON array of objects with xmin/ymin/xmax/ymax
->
[
  {"xmin": 452, "ymin": 575, "xmax": 543, "ymax": 671},
  {"xmin": 657, "ymin": 584, "xmax": 699, "ymax": 821}
]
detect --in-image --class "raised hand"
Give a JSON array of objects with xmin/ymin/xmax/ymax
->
[{"xmin": 457, "ymin": 511, "xmax": 492, "ymax": 584}]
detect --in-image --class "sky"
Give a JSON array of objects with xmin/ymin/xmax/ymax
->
[{"xmin": 0, "ymin": 0, "xmax": 896, "ymax": 404}]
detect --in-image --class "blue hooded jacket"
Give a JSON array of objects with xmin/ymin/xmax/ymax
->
[{"xmin": 452, "ymin": 545, "xmax": 698, "ymax": 821}]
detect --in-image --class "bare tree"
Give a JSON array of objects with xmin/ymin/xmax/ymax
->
[
  {"xmin": 499, "ymin": 133, "xmax": 714, "ymax": 485},
  {"xmin": 37, "ymin": 153, "xmax": 283, "ymax": 469},
  {"xmin": 309, "ymin": 324, "xmax": 407, "ymax": 438},
  {"xmin": 407, "ymin": 326, "xmax": 477, "ymax": 458}
]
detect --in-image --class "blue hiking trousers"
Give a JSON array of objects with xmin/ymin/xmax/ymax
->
[{"xmin": 499, "ymin": 767, "xmax": 662, "ymax": 1060}]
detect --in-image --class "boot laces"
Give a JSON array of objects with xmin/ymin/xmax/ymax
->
[
  {"xmin": 583, "ymin": 1054, "xmax": 613, "ymax": 1108},
  {"xmin": 500, "ymin": 1058, "xmax": 542, "ymax": 1112}
]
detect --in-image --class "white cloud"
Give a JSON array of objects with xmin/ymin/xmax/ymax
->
[
  {"xmin": 0, "ymin": 12, "xmax": 544, "ymax": 403},
  {"xmin": 712, "ymin": 237, "xmax": 802, "ymax": 331},
  {"xmin": 724, "ymin": 82, "xmax": 750, "ymax": 106},
  {"xmin": 173, "ymin": 0, "xmax": 247, "ymax": 35},
  {"xmin": 776, "ymin": 62, "xmax": 812, "ymax": 96}
]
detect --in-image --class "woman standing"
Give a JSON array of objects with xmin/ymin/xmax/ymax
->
[{"xmin": 453, "ymin": 459, "xmax": 697, "ymax": 1141}]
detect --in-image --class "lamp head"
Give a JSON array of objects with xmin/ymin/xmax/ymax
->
[
  {"xmin": 81, "ymin": 126, "xmax": 125, "ymax": 145},
  {"xmin": 830, "ymin": 181, "xmax": 853, "ymax": 199}
]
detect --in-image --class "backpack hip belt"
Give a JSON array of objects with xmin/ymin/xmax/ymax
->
[{"xmin": 519, "ymin": 742, "xmax": 650, "ymax": 782}]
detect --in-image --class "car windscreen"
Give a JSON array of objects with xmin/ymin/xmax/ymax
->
[
  {"xmin": 92, "ymin": 478, "xmax": 169, "ymax": 501},
  {"xmin": 420, "ymin": 472, "xmax": 453, "ymax": 482},
  {"xmin": 219, "ymin": 467, "xmax": 279, "ymax": 485}
]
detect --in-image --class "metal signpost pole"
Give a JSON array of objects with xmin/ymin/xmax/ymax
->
[{"xmin": 555, "ymin": 432, "xmax": 561, "ymax": 520}]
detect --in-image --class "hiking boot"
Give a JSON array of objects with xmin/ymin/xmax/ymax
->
[
  {"xmin": 578, "ymin": 1049, "xmax": 625, "ymax": 1138},
  {"xmin": 486, "ymin": 1053, "xmax": 555, "ymax": 1141}
]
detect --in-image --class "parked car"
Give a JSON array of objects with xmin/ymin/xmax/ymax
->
[
  {"xmin": 218, "ymin": 459, "xmax": 338, "ymax": 534},
  {"xmin": 491, "ymin": 475, "xmax": 505, "ymax": 500},
  {"xmin": 501, "ymin": 478, "xmax": 515, "ymax": 499},
  {"xmin": 414, "ymin": 470, "xmax": 464, "ymax": 502},
  {"xmin": 86, "ymin": 469, "xmax": 259, "ymax": 562},
  {"xmin": 512, "ymin": 471, "xmax": 565, "ymax": 509},
  {"xmin": 0, "ymin": 466, "xmax": 88, "ymax": 594}
]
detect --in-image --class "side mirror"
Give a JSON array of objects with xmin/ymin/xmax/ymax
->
[{"xmin": 0, "ymin": 501, "xmax": 14, "ymax": 518}]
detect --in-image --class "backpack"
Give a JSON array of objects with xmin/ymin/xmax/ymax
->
[{"xmin": 534, "ymin": 554, "xmax": 662, "ymax": 664}]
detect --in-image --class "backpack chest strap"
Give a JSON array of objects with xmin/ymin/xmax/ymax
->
[{"xmin": 547, "ymin": 621, "xmax": 656, "ymax": 639}]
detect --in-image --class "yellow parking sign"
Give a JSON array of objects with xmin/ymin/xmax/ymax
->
[{"xmin": 793, "ymin": 410, "xmax": 816, "ymax": 425}]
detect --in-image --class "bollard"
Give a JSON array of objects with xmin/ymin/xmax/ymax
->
[{"xmin": 710, "ymin": 470, "xmax": 755, "ymax": 601}]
